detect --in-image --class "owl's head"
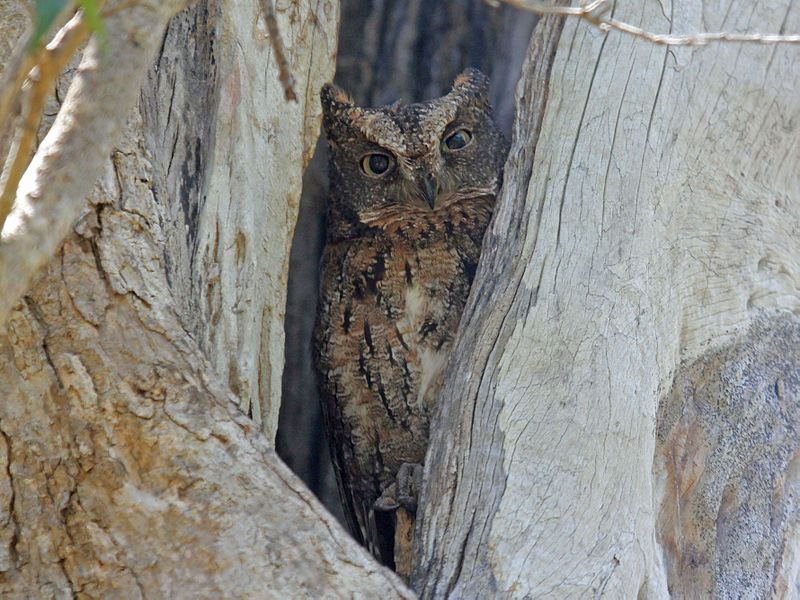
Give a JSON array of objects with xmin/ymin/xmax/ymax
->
[{"xmin": 320, "ymin": 69, "xmax": 508, "ymax": 236}]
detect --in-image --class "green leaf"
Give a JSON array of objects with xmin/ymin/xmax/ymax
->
[
  {"xmin": 76, "ymin": 0, "xmax": 106, "ymax": 48},
  {"xmin": 31, "ymin": 1, "xmax": 106, "ymax": 53},
  {"xmin": 31, "ymin": 0, "xmax": 68, "ymax": 49}
]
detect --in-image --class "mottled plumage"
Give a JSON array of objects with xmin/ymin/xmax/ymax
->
[{"xmin": 314, "ymin": 69, "xmax": 508, "ymax": 568}]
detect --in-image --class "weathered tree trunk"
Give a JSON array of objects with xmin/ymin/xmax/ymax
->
[
  {"xmin": 0, "ymin": 1, "xmax": 411, "ymax": 596},
  {"xmin": 3, "ymin": 0, "xmax": 798, "ymax": 596},
  {"xmin": 416, "ymin": 1, "xmax": 800, "ymax": 598},
  {"xmin": 141, "ymin": 0, "xmax": 331, "ymax": 438}
]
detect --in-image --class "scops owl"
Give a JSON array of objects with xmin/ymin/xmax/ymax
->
[{"xmin": 314, "ymin": 69, "xmax": 508, "ymax": 569}]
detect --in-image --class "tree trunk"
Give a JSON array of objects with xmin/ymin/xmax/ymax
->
[
  {"xmin": 416, "ymin": 1, "xmax": 800, "ymax": 598},
  {"xmin": 0, "ymin": 1, "xmax": 411, "ymax": 596},
  {"xmin": 140, "ymin": 0, "xmax": 330, "ymax": 438},
  {"xmin": 3, "ymin": 0, "xmax": 798, "ymax": 597}
]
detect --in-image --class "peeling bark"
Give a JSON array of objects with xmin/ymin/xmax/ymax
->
[
  {"xmin": 658, "ymin": 315, "xmax": 800, "ymax": 597},
  {"xmin": 416, "ymin": 1, "xmax": 800, "ymax": 598}
]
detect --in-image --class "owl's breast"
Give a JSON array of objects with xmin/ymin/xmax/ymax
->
[
  {"xmin": 315, "ymin": 197, "xmax": 493, "ymax": 496},
  {"xmin": 391, "ymin": 247, "xmax": 462, "ymax": 408}
]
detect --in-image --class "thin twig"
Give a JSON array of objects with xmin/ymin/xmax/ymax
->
[
  {"xmin": 0, "ymin": 37, "xmax": 37, "ymax": 153},
  {"xmin": 0, "ymin": 58, "xmax": 47, "ymax": 225},
  {"xmin": 0, "ymin": 0, "xmax": 193, "ymax": 329},
  {"xmin": 500, "ymin": 0, "xmax": 800, "ymax": 46},
  {"xmin": 500, "ymin": 0, "xmax": 603, "ymax": 15},
  {"xmin": 0, "ymin": 13, "xmax": 91, "ymax": 224},
  {"xmin": 258, "ymin": 0, "xmax": 298, "ymax": 102}
]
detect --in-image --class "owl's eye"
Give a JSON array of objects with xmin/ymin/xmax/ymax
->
[
  {"xmin": 443, "ymin": 128, "xmax": 472, "ymax": 151},
  {"xmin": 361, "ymin": 153, "xmax": 394, "ymax": 177}
]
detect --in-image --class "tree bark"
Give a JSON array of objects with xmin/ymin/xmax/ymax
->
[
  {"xmin": 3, "ymin": 0, "xmax": 798, "ymax": 597},
  {"xmin": 139, "ymin": 0, "xmax": 337, "ymax": 437},
  {"xmin": 416, "ymin": 1, "xmax": 800, "ymax": 598},
  {"xmin": 0, "ymin": 1, "xmax": 411, "ymax": 596}
]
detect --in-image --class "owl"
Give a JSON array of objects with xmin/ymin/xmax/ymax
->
[{"xmin": 314, "ymin": 69, "xmax": 508, "ymax": 571}]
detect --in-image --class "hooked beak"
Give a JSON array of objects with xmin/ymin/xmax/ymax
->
[{"xmin": 421, "ymin": 175, "xmax": 438, "ymax": 209}]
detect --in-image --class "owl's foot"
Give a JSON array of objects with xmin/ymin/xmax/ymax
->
[
  {"xmin": 373, "ymin": 462, "xmax": 423, "ymax": 512},
  {"xmin": 373, "ymin": 484, "xmax": 400, "ymax": 511}
]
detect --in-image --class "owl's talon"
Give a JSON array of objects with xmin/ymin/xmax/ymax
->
[
  {"xmin": 374, "ymin": 483, "xmax": 400, "ymax": 511},
  {"xmin": 374, "ymin": 497, "xmax": 400, "ymax": 511}
]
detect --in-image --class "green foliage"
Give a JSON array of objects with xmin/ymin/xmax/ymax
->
[
  {"xmin": 76, "ymin": 0, "xmax": 105, "ymax": 47},
  {"xmin": 31, "ymin": 0, "xmax": 67, "ymax": 49},
  {"xmin": 31, "ymin": 0, "xmax": 105, "ymax": 50}
]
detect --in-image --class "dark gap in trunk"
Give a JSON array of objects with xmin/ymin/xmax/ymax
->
[{"xmin": 276, "ymin": 0, "xmax": 538, "ymax": 526}]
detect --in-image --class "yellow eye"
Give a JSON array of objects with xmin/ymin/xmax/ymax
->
[
  {"xmin": 443, "ymin": 128, "xmax": 472, "ymax": 151},
  {"xmin": 361, "ymin": 153, "xmax": 394, "ymax": 177}
]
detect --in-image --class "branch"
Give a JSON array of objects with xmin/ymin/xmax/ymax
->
[
  {"xmin": 499, "ymin": 0, "xmax": 800, "ymax": 46},
  {"xmin": 0, "ymin": 37, "xmax": 36, "ymax": 164},
  {"xmin": 258, "ymin": 0, "xmax": 298, "ymax": 101},
  {"xmin": 0, "ymin": 0, "xmax": 193, "ymax": 328},
  {"xmin": 0, "ymin": 13, "xmax": 91, "ymax": 224},
  {"xmin": 0, "ymin": 1, "xmax": 80, "ymax": 154}
]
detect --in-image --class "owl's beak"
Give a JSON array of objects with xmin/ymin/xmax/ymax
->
[{"xmin": 421, "ymin": 175, "xmax": 438, "ymax": 209}]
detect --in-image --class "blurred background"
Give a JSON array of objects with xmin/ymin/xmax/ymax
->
[{"xmin": 276, "ymin": 0, "xmax": 538, "ymax": 521}]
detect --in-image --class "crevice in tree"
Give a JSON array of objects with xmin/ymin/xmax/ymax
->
[
  {"xmin": 0, "ymin": 424, "xmax": 19, "ymax": 571},
  {"xmin": 277, "ymin": 0, "xmax": 539, "ymax": 548}
]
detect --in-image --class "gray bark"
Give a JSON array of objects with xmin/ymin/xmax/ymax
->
[
  {"xmin": 3, "ymin": 0, "xmax": 796, "ymax": 597},
  {"xmin": 416, "ymin": 1, "xmax": 800, "ymax": 598},
  {"xmin": 140, "ymin": 0, "xmax": 335, "ymax": 438}
]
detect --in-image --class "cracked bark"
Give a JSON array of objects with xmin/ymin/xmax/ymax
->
[
  {"xmin": 0, "ymin": 1, "xmax": 411, "ymax": 597},
  {"xmin": 2, "ymin": 0, "xmax": 798, "ymax": 597},
  {"xmin": 415, "ymin": 1, "xmax": 800, "ymax": 598}
]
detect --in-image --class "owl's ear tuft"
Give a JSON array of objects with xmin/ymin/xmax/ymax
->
[
  {"xmin": 321, "ymin": 83, "xmax": 354, "ymax": 114},
  {"xmin": 321, "ymin": 83, "xmax": 358, "ymax": 142},
  {"xmin": 451, "ymin": 68, "xmax": 490, "ymax": 106}
]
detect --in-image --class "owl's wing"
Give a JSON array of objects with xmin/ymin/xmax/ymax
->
[
  {"xmin": 313, "ymin": 241, "xmax": 397, "ymax": 566},
  {"xmin": 317, "ymin": 380, "xmax": 395, "ymax": 565},
  {"xmin": 317, "ymin": 383, "xmax": 364, "ymax": 544}
]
